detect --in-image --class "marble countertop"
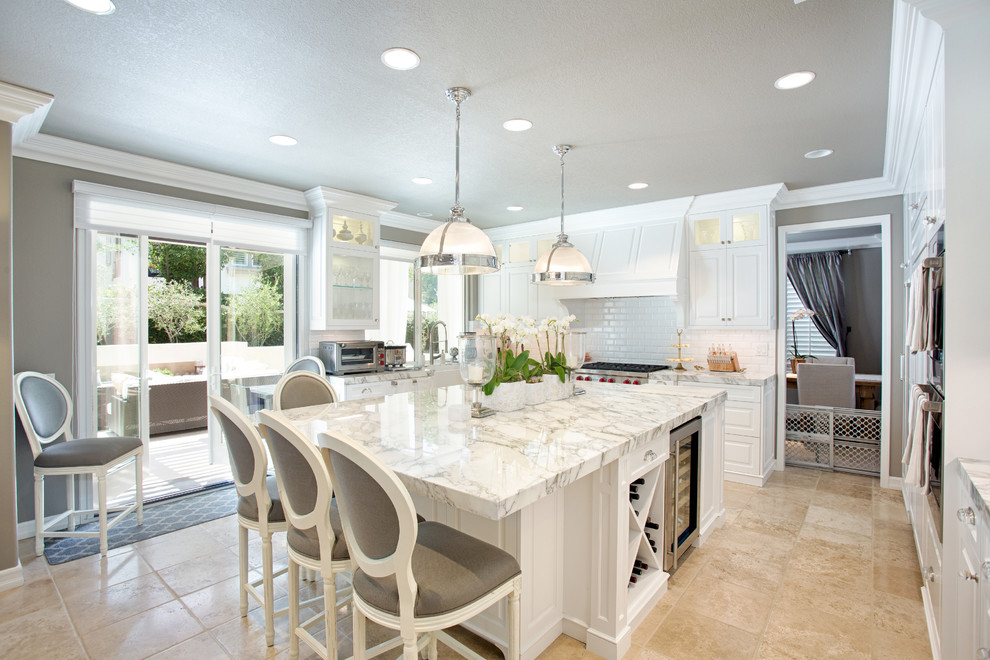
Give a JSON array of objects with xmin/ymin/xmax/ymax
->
[
  {"xmin": 648, "ymin": 368, "xmax": 776, "ymax": 387},
  {"xmin": 274, "ymin": 382, "xmax": 725, "ymax": 520},
  {"xmin": 959, "ymin": 459, "xmax": 990, "ymax": 521}
]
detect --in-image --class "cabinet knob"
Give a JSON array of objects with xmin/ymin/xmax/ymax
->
[
  {"xmin": 981, "ymin": 560, "xmax": 990, "ymax": 580},
  {"xmin": 721, "ymin": 318, "xmax": 726, "ymax": 322},
  {"xmin": 958, "ymin": 507, "xmax": 976, "ymax": 525},
  {"xmin": 924, "ymin": 215, "xmax": 937, "ymax": 225},
  {"xmin": 961, "ymin": 569, "xmax": 980, "ymax": 583},
  {"xmin": 727, "ymin": 240, "xmax": 732, "ymax": 244},
  {"xmin": 980, "ymin": 649, "xmax": 990, "ymax": 660},
  {"xmin": 411, "ymin": 379, "xmax": 418, "ymax": 384},
  {"xmin": 644, "ymin": 449, "xmax": 658, "ymax": 462},
  {"xmin": 923, "ymin": 566, "xmax": 935, "ymax": 582},
  {"xmin": 361, "ymin": 387, "xmax": 372, "ymax": 394},
  {"xmin": 910, "ymin": 202, "xmax": 919, "ymax": 210},
  {"xmin": 391, "ymin": 381, "xmax": 398, "ymax": 386},
  {"xmin": 720, "ymin": 240, "xmax": 725, "ymax": 245}
]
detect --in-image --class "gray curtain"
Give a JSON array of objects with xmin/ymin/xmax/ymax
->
[{"xmin": 786, "ymin": 251, "xmax": 847, "ymax": 356}]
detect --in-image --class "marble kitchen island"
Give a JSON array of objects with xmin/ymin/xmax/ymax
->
[{"xmin": 276, "ymin": 382, "xmax": 726, "ymax": 660}]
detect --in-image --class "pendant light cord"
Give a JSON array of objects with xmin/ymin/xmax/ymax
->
[
  {"xmin": 454, "ymin": 97, "xmax": 461, "ymax": 212},
  {"xmin": 559, "ymin": 149, "xmax": 566, "ymax": 238}
]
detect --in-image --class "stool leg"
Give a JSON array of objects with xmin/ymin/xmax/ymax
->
[
  {"xmin": 428, "ymin": 632, "xmax": 438, "ymax": 660},
  {"xmin": 67, "ymin": 475, "xmax": 76, "ymax": 532},
  {"xmin": 262, "ymin": 532, "xmax": 275, "ymax": 647},
  {"xmin": 135, "ymin": 454, "xmax": 143, "ymax": 525},
  {"xmin": 34, "ymin": 474, "xmax": 44, "ymax": 556},
  {"xmin": 238, "ymin": 524, "xmax": 248, "ymax": 617},
  {"xmin": 97, "ymin": 474, "xmax": 108, "ymax": 556},
  {"xmin": 508, "ymin": 578, "xmax": 521, "ymax": 660},
  {"xmin": 288, "ymin": 559, "xmax": 300, "ymax": 660},
  {"xmin": 352, "ymin": 606, "xmax": 366, "ymax": 660},
  {"xmin": 323, "ymin": 572, "xmax": 337, "ymax": 660}
]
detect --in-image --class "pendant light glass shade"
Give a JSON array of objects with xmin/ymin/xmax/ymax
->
[
  {"xmin": 533, "ymin": 145, "xmax": 595, "ymax": 285},
  {"xmin": 417, "ymin": 87, "xmax": 499, "ymax": 275}
]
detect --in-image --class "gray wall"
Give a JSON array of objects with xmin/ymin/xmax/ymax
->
[
  {"xmin": 1, "ymin": 122, "xmax": 17, "ymax": 573},
  {"xmin": 777, "ymin": 194, "xmax": 905, "ymax": 477},
  {"xmin": 844, "ymin": 248, "xmax": 882, "ymax": 375},
  {"xmin": 10, "ymin": 157, "xmax": 311, "ymax": 524}
]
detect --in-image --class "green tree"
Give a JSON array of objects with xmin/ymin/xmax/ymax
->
[
  {"xmin": 147, "ymin": 279, "xmax": 205, "ymax": 343},
  {"xmin": 96, "ymin": 280, "xmax": 137, "ymax": 345},
  {"xmin": 227, "ymin": 280, "xmax": 284, "ymax": 347},
  {"xmin": 148, "ymin": 242, "xmax": 209, "ymax": 291}
]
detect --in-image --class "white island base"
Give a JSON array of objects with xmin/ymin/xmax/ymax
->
[{"xmin": 411, "ymin": 400, "xmax": 725, "ymax": 660}]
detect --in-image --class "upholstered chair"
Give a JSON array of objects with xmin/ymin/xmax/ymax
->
[
  {"xmin": 807, "ymin": 355, "xmax": 856, "ymax": 368},
  {"xmin": 285, "ymin": 355, "xmax": 326, "ymax": 375},
  {"xmin": 273, "ymin": 371, "xmax": 338, "ymax": 411},
  {"xmin": 257, "ymin": 410, "xmax": 354, "ymax": 660},
  {"xmin": 208, "ymin": 395, "xmax": 288, "ymax": 647},
  {"xmin": 13, "ymin": 371, "xmax": 144, "ymax": 557},
  {"xmin": 797, "ymin": 362, "xmax": 856, "ymax": 408},
  {"xmin": 321, "ymin": 428, "xmax": 523, "ymax": 660}
]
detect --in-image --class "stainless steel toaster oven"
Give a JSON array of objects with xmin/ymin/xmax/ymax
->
[{"xmin": 319, "ymin": 341, "xmax": 385, "ymax": 375}]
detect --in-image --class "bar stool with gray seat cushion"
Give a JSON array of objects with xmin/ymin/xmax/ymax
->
[
  {"xmin": 13, "ymin": 371, "xmax": 143, "ymax": 557},
  {"xmin": 273, "ymin": 371, "xmax": 338, "ymax": 411},
  {"xmin": 807, "ymin": 356, "xmax": 856, "ymax": 367},
  {"xmin": 208, "ymin": 396, "xmax": 288, "ymax": 647},
  {"xmin": 286, "ymin": 355, "xmax": 326, "ymax": 375},
  {"xmin": 321, "ymin": 428, "xmax": 522, "ymax": 660},
  {"xmin": 257, "ymin": 410, "xmax": 356, "ymax": 660},
  {"xmin": 797, "ymin": 362, "xmax": 856, "ymax": 408}
]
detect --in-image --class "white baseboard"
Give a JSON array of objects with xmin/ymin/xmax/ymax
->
[
  {"xmin": 882, "ymin": 475, "xmax": 904, "ymax": 490},
  {"xmin": 0, "ymin": 564, "xmax": 24, "ymax": 593},
  {"xmin": 16, "ymin": 513, "xmax": 74, "ymax": 541}
]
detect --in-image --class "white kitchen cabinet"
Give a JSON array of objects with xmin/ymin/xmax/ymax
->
[
  {"xmin": 687, "ymin": 206, "xmax": 772, "ymax": 329},
  {"xmin": 329, "ymin": 371, "xmax": 434, "ymax": 402},
  {"xmin": 306, "ymin": 187, "xmax": 396, "ymax": 331},
  {"xmin": 661, "ymin": 379, "xmax": 775, "ymax": 486},
  {"xmin": 477, "ymin": 258, "xmax": 567, "ymax": 322}
]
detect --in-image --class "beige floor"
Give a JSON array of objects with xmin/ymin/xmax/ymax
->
[{"xmin": 0, "ymin": 468, "xmax": 931, "ymax": 659}]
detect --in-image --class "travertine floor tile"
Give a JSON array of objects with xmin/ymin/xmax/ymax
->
[
  {"xmin": 80, "ymin": 600, "xmax": 203, "ymax": 660},
  {"xmin": 874, "ymin": 562, "xmax": 923, "ymax": 602},
  {"xmin": 873, "ymin": 591, "xmax": 929, "ymax": 639},
  {"xmin": 157, "ymin": 546, "xmax": 241, "ymax": 596},
  {"xmin": 804, "ymin": 503, "xmax": 874, "ymax": 537},
  {"xmin": 646, "ymin": 608, "xmax": 760, "ymax": 660},
  {"xmin": 136, "ymin": 527, "xmax": 231, "ymax": 571},
  {"xmin": 146, "ymin": 632, "xmax": 232, "ymax": 659},
  {"xmin": 0, "ymin": 572, "xmax": 62, "ymax": 625},
  {"xmin": 815, "ymin": 478, "xmax": 875, "ymax": 501},
  {"xmin": 180, "ymin": 575, "xmax": 264, "ymax": 629},
  {"xmin": 759, "ymin": 605, "xmax": 872, "ymax": 659},
  {"xmin": 764, "ymin": 467, "xmax": 820, "ymax": 490},
  {"xmin": 0, "ymin": 603, "xmax": 86, "ymax": 660},
  {"xmin": 870, "ymin": 627, "xmax": 933, "ymax": 659},
  {"xmin": 777, "ymin": 566, "xmax": 873, "ymax": 623},
  {"xmin": 63, "ymin": 571, "xmax": 175, "ymax": 634},
  {"xmin": 731, "ymin": 508, "xmax": 804, "ymax": 540},
  {"xmin": 676, "ymin": 574, "xmax": 773, "ymax": 634},
  {"xmin": 48, "ymin": 549, "xmax": 154, "ymax": 599}
]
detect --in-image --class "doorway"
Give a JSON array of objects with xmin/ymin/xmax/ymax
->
[{"xmin": 775, "ymin": 215, "xmax": 894, "ymax": 487}]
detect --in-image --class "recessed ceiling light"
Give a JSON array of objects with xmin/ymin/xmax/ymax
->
[
  {"xmin": 774, "ymin": 71, "xmax": 816, "ymax": 90},
  {"xmin": 628, "ymin": 182, "xmax": 649, "ymax": 190},
  {"xmin": 506, "ymin": 206, "xmax": 524, "ymax": 212},
  {"xmin": 411, "ymin": 177, "xmax": 432, "ymax": 185},
  {"xmin": 381, "ymin": 48, "xmax": 420, "ymax": 71},
  {"xmin": 63, "ymin": 0, "xmax": 115, "ymax": 14},
  {"xmin": 269, "ymin": 135, "xmax": 298, "ymax": 146},
  {"xmin": 804, "ymin": 149, "xmax": 834, "ymax": 159},
  {"xmin": 502, "ymin": 119, "xmax": 533, "ymax": 132},
  {"xmin": 416, "ymin": 212, "xmax": 433, "ymax": 217}
]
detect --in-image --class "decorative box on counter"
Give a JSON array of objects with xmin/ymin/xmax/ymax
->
[{"xmin": 706, "ymin": 347, "xmax": 741, "ymax": 372}]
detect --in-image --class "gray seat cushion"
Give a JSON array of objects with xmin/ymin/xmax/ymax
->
[
  {"xmin": 353, "ymin": 521, "xmax": 521, "ymax": 618},
  {"xmin": 287, "ymin": 499, "xmax": 349, "ymax": 561},
  {"xmin": 34, "ymin": 436, "xmax": 142, "ymax": 469},
  {"xmin": 236, "ymin": 474, "xmax": 286, "ymax": 524}
]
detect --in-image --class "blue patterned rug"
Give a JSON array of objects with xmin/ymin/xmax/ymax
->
[{"xmin": 43, "ymin": 484, "xmax": 237, "ymax": 565}]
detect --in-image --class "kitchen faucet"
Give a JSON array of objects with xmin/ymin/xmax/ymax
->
[{"xmin": 427, "ymin": 320, "xmax": 448, "ymax": 365}]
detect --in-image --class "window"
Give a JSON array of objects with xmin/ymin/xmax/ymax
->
[
  {"xmin": 367, "ymin": 245, "xmax": 465, "ymax": 363},
  {"xmin": 785, "ymin": 278, "xmax": 834, "ymax": 361}
]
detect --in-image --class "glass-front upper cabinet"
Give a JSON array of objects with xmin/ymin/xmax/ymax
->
[
  {"xmin": 328, "ymin": 250, "xmax": 379, "ymax": 326},
  {"xmin": 330, "ymin": 213, "xmax": 378, "ymax": 251},
  {"xmin": 689, "ymin": 206, "xmax": 765, "ymax": 251}
]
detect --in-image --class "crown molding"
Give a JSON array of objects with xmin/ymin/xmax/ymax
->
[
  {"xmin": 688, "ymin": 183, "xmax": 786, "ymax": 215},
  {"xmin": 907, "ymin": 0, "xmax": 990, "ymax": 27},
  {"xmin": 883, "ymin": 1, "xmax": 944, "ymax": 193},
  {"xmin": 15, "ymin": 133, "xmax": 310, "ymax": 211},
  {"xmin": 304, "ymin": 186, "xmax": 397, "ymax": 218},
  {"xmin": 379, "ymin": 210, "xmax": 442, "ymax": 233},
  {"xmin": 775, "ymin": 177, "xmax": 901, "ymax": 210},
  {"xmin": 0, "ymin": 80, "xmax": 53, "ymax": 145},
  {"xmin": 486, "ymin": 196, "xmax": 695, "ymax": 242}
]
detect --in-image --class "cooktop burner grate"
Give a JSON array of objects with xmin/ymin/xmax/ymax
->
[{"xmin": 579, "ymin": 362, "xmax": 671, "ymax": 373}]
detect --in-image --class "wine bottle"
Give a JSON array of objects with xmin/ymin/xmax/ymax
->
[
  {"xmin": 632, "ymin": 568, "xmax": 642, "ymax": 576},
  {"xmin": 629, "ymin": 493, "xmax": 640, "ymax": 500},
  {"xmin": 645, "ymin": 520, "xmax": 659, "ymax": 530},
  {"xmin": 629, "ymin": 576, "xmax": 638, "ymax": 584},
  {"xmin": 632, "ymin": 478, "xmax": 645, "ymax": 485}
]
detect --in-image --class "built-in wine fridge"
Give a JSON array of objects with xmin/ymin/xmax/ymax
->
[{"xmin": 664, "ymin": 417, "xmax": 702, "ymax": 572}]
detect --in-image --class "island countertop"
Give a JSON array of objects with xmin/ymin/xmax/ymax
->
[{"xmin": 274, "ymin": 382, "xmax": 726, "ymax": 520}]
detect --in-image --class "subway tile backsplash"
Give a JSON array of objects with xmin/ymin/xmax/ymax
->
[{"xmin": 568, "ymin": 297, "xmax": 775, "ymax": 372}]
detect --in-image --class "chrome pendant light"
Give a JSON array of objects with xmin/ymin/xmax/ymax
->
[
  {"xmin": 416, "ymin": 87, "xmax": 499, "ymax": 275},
  {"xmin": 533, "ymin": 145, "xmax": 595, "ymax": 285}
]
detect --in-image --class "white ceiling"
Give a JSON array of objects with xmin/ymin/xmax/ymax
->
[{"xmin": 0, "ymin": 0, "xmax": 894, "ymax": 229}]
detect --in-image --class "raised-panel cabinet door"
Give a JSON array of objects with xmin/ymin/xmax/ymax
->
[
  {"xmin": 725, "ymin": 245, "xmax": 767, "ymax": 327},
  {"xmin": 727, "ymin": 208, "xmax": 765, "ymax": 247},
  {"xmin": 479, "ymin": 271, "xmax": 503, "ymax": 317},
  {"xmin": 507, "ymin": 267, "xmax": 535, "ymax": 318},
  {"xmin": 689, "ymin": 251, "xmax": 724, "ymax": 326},
  {"xmin": 635, "ymin": 221, "xmax": 681, "ymax": 278},
  {"xmin": 597, "ymin": 227, "xmax": 637, "ymax": 276},
  {"xmin": 568, "ymin": 233, "xmax": 599, "ymax": 269},
  {"xmin": 689, "ymin": 213, "xmax": 724, "ymax": 251}
]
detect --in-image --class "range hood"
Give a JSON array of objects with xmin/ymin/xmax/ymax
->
[{"xmin": 549, "ymin": 216, "xmax": 685, "ymax": 300}]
